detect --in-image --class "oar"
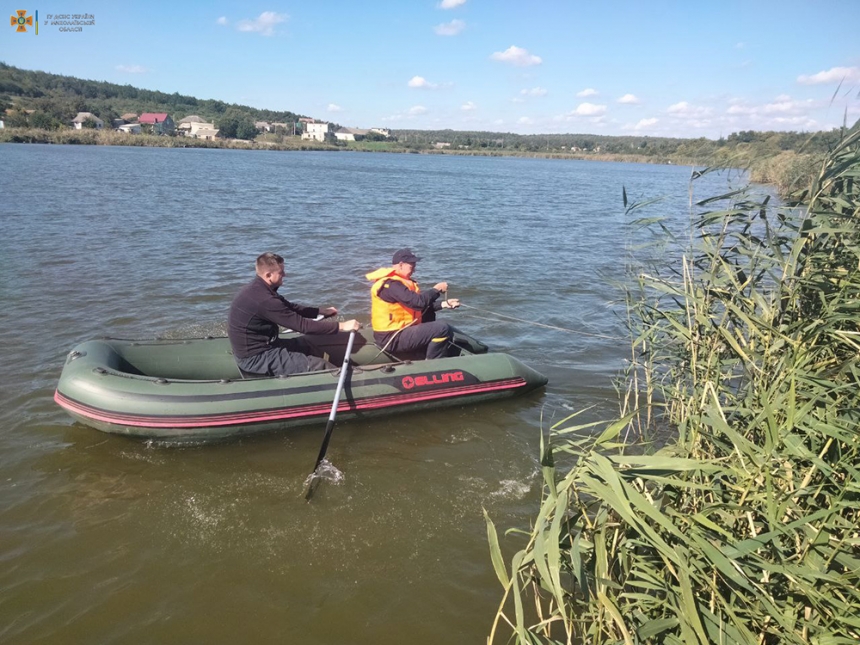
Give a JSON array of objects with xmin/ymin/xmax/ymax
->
[{"xmin": 303, "ymin": 329, "xmax": 357, "ymax": 501}]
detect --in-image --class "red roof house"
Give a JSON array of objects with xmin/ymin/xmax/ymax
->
[{"xmin": 138, "ymin": 112, "xmax": 175, "ymax": 134}]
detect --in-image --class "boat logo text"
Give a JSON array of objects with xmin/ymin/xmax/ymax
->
[{"xmin": 401, "ymin": 371, "xmax": 465, "ymax": 390}]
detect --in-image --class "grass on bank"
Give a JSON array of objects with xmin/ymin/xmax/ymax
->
[{"xmin": 487, "ymin": 126, "xmax": 860, "ymax": 644}]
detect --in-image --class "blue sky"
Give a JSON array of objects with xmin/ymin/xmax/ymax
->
[{"xmin": 3, "ymin": 1, "xmax": 859, "ymax": 138}]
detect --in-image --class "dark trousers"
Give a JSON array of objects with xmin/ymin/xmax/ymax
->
[
  {"xmin": 375, "ymin": 320, "xmax": 452, "ymax": 360},
  {"xmin": 236, "ymin": 337, "xmax": 334, "ymax": 376}
]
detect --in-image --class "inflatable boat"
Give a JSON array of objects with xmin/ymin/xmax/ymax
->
[{"xmin": 54, "ymin": 328, "xmax": 548, "ymax": 440}]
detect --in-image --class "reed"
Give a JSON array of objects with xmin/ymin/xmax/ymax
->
[{"xmin": 487, "ymin": 126, "xmax": 860, "ymax": 644}]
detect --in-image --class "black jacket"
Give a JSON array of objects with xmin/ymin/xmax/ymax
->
[{"xmin": 228, "ymin": 276, "xmax": 338, "ymax": 359}]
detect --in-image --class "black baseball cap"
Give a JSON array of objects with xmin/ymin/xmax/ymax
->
[{"xmin": 392, "ymin": 248, "xmax": 420, "ymax": 264}]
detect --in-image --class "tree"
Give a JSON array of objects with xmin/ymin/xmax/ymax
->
[
  {"xmin": 216, "ymin": 116, "xmax": 239, "ymax": 139},
  {"xmin": 29, "ymin": 111, "xmax": 57, "ymax": 130},
  {"xmin": 236, "ymin": 119, "xmax": 257, "ymax": 140}
]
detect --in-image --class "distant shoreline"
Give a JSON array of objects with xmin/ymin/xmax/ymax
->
[
  {"xmin": 4, "ymin": 126, "xmax": 812, "ymax": 196},
  {"xmin": 0, "ymin": 127, "xmax": 698, "ymax": 167}
]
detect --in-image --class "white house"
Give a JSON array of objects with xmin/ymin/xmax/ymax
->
[
  {"xmin": 190, "ymin": 123, "xmax": 218, "ymax": 140},
  {"xmin": 72, "ymin": 112, "xmax": 104, "ymax": 129},
  {"xmin": 117, "ymin": 123, "xmax": 141, "ymax": 134},
  {"xmin": 187, "ymin": 121, "xmax": 215, "ymax": 137},
  {"xmin": 334, "ymin": 127, "xmax": 369, "ymax": 142},
  {"xmin": 301, "ymin": 121, "xmax": 331, "ymax": 142}
]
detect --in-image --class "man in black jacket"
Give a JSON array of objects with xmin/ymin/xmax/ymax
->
[{"xmin": 228, "ymin": 252, "xmax": 361, "ymax": 376}]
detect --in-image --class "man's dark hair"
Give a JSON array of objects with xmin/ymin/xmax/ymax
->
[{"xmin": 256, "ymin": 252, "xmax": 284, "ymax": 272}]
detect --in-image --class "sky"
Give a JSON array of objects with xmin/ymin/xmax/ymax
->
[{"xmin": 3, "ymin": 0, "xmax": 859, "ymax": 139}]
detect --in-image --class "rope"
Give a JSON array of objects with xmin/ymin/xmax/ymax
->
[
  {"xmin": 458, "ymin": 303, "xmax": 624, "ymax": 341},
  {"xmin": 364, "ymin": 318, "xmax": 419, "ymax": 364}
]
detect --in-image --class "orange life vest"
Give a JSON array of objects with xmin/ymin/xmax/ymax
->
[{"xmin": 366, "ymin": 267, "xmax": 421, "ymax": 332}]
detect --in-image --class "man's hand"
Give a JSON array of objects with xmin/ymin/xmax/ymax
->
[
  {"xmin": 442, "ymin": 299, "xmax": 460, "ymax": 309},
  {"xmin": 339, "ymin": 319, "xmax": 362, "ymax": 332},
  {"xmin": 433, "ymin": 282, "xmax": 449, "ymax": 293},
  {"xmin": 320, "ymin": 307, "xmax": 338, "ymax": 318}
]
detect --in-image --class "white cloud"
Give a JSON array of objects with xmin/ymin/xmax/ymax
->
[
  {"xmin": 236, "ymin": 11, "xmax": 288, "ymax": 37},
  {"xmin": 577, "ymin": 88, "xmax": 598, "ymax": 97},
  {"xmin": 216, "ymin": 16, "xmax": 228, "ymax": 26},
  {"xmin": 461, "ymin": 101, "xmax": 477, "ymax": 111},
  {"xmin": 634, "ymin": 118, "xmax": 658, "ymax": 129},
  {"xmin": 726, "ymin": 97, "xmax": 816, "ymax": 116},
  {"xmin": 573, "ymin": 102, "xmax": 607, "ymax": 116},
  {"xmin": 518, "ymin": 116, "xmax": 534, "ymax": 125},
  {"xmin": 435, "ymin": 19, "xmax": 465, "ymax": 36},
  {"xmin": 408, "ymin": 76, "xmax": 438, "ymax": 89},
  {"xmin": 617, "ymin": 94, "xmax": 641, "ymax": 104},
  {"xmin": 439, "ymin": 0, "xmax": 466, "ymax": 8},
  {"xmin": 520, "ymin": 87, "xmax": 547, "ymax": 97},
  {"xmin": 381, "ymin": 105, "xmax": 431, "ymax": 123},
  {"xmin": 327, "ymin": 104, "xmax": 343, "ymax": 113},
  {"xmin": 667, "ymin": 101, "xmax": 712, "ymax": 117},
  {"xmin": 116, "ymin": 65, "xmax": 148, "ymax": 74},
  {"xmin": 490, "ymin": 46, "xmax": 542, "ymax": 67},
  {"xmin": 797, "ymin": 66, "xmax": 860, "ymax": 85}
]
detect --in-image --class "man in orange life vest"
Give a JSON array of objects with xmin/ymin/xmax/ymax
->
[{"xmin": 366, "ymin": 248, "xmax": 461, "ymax": 359}]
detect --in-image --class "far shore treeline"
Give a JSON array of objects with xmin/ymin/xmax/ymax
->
[{"xmin": 2, "ymin": 62, "xmax": 857, "ymax": 195}]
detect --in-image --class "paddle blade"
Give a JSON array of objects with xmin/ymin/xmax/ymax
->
[{"xmin": 302, "ymin": 472, "xmax": 322, "ymax": 501}]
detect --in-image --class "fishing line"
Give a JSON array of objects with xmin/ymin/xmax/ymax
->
[{"xmin": 458, "ymin": 303, "xmax": 624, "ymax": 341}]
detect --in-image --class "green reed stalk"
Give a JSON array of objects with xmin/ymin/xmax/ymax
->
[{"xmin": 487, "ymin": 126, "xmax": 860, "ymax": 644}]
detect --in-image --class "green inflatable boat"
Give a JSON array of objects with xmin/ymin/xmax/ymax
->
[{"xmin": 54, "ymin": 328, "xmax": 548, "ymax": 440}]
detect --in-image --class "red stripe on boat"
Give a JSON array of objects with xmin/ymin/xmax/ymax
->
[{"xmin": 54, "ymin": 378, "xmax": 527, "ymax": 429}]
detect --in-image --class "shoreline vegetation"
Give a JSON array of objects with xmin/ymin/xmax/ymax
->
[
  {"xmin": 3, "ymin": 62, "xmax": 856, "ymax": 196},
  {"xmin": 0, "ymin": 126, "xmax": 827, "ymax": 197},
  {"xmin": 487, "ymin": 126, "xmax": 860, "ymax": 643}
]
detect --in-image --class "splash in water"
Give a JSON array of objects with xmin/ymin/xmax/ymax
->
[{"xmin": 304, "ymin": 458, "xmax": 344, "ymax": 487}]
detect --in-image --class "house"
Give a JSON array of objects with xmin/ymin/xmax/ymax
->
[
  {"xmin": 138, "ymin": 112, "xmax": 175, "ymax": 134},
  {"xmin": 188, "ymin": 121, "xmax": 218, "ymax": 140},
  {"xmin": 191, "ymin": 127, "xmax": 219, "ymax": 141},
  {"xmin": 334, "ymin": 127, "xmax": 369, "ymax": 142},
  {"xmin": 121, "ymin": 113, "xmax": 138, "ymax": 122},
  {"xmin": 72, "ymin": 112, "xmax": 104, "ymax": 129},
  {"xmin": 370, "ymin": 128, "xmax": 391, "ymax": 138},
  {"xmin": 177, "ymin": 115, "xmax": 206, "ymax": 135},
  {"xmin": 434, "ymin": 142, "xmax": 451, "ymax": 149},
  {"xmin": 118, "ymin": 123, "xmax": 141, "ymax": 134},
  {"xmin": 254, "ymin": 121, "xmax": 272, "ymax": 132},
  {"xmin": 301, "ymin": 121, "xmax": 332, "ymax": 142}
]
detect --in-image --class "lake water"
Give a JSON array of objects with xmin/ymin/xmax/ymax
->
[{"xmin": 0, "ymin": 144, "xmax": 737, "ymax": 643}]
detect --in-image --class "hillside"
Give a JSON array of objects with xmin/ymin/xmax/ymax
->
[
  {"xmin": 2, "ymin": 61, "xmax": 857, "ymax": 188},
  {"xmin": 0, "ymin": 62, "xmax": 307, "ymax": 133}
]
